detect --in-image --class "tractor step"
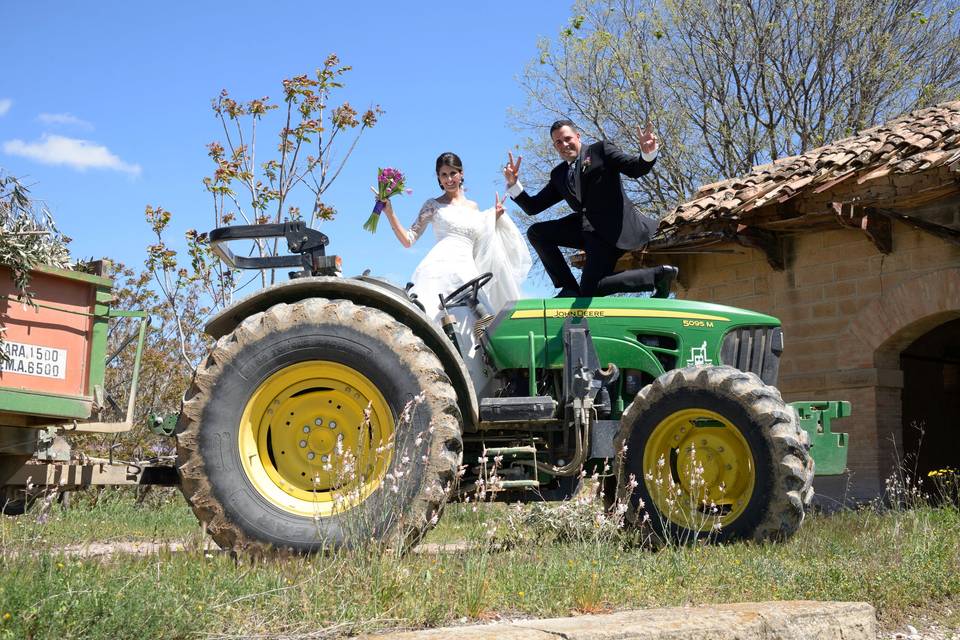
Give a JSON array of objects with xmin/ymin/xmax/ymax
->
[
  {"xmin": 482, "ymin": 446, "xmax": 538, "ymax": 456},
  {"xmin": 479, "ymin": 396, "xmax": 557, "ymax": 423},
  {"xmin": 497, "ymin": 480, "xmax": 541, "ymax": 489}
]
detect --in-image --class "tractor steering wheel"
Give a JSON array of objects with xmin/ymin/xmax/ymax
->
[{"xmin": 441, "ymin": 272, "xmax": 493, "ymax": 309}]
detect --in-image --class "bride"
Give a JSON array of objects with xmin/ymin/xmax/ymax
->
[{"xmin": 381, "ymin": 152, "xmax": 532, "ymax": 324}]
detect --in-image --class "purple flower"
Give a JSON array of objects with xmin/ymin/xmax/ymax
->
[{"xmin": 366, "ymin": 166, "xmax": 408, "ymax": 233}]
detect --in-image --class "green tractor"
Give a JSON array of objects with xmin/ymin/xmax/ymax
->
[{"xmin": 173, "ymin": 222, "xmax": 849, "ymax": 553}]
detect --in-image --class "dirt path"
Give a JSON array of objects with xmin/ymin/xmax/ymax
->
[{"xmin": 52, "ymin": 539, "xmax": 474, "ymax": 558}]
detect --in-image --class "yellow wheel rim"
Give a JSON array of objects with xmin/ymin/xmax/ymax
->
[
  {"xmin": 642, "ymin": 408, "xmax": 755, "ymax": 531},
  {"xmin": 237, "ymin": 361, "xmax": 394, "ymax": 518}
]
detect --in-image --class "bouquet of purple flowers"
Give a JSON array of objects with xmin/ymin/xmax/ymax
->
[{"xmin": 364, "ymin": 167, "xmax": 409, "ymax": 233}]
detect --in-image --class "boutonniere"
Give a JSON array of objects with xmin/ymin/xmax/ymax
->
[{"xmin": 581, "ymin": 155, "xmax": 592, "ymax": 171}]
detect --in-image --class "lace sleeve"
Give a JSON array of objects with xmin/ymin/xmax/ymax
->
[{"xmin": 406, "ymin": 199, "xmax": 439, "ymax": 245}]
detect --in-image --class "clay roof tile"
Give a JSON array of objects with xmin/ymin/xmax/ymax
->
[{"xmin": 659, "ymin": 100, "xmax": 960, "ymax": 229}]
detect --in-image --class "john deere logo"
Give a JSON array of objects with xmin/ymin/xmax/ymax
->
[{"xmin": 550, "ymin": 309, "xmax": 605, "ymax": 318}]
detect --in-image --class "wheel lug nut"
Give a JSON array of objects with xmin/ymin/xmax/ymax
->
[
  {"xmin": 314, "ymin": 418, "xmax": 323, "ymax": 426},
  {"xmin": 303, "ymin": 426, "xmax": 311, "ymax": 433},
  {"xmin": 299, "ymin": 440, "xmax": 307, "ymax": 448},
  {"xmin": 329, "ymin": 421, "xmax": 337, "ymax": 429},
  {"xmin": 321, "ymin": 454, "xmax": 330, "ymax": 463},
  {"xmin": 307, "ymin": 452, "xmax": 316, "ymax": 460}
]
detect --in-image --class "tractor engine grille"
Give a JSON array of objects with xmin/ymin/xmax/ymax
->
[{"xmin": 719, "ymin": 326, "xmax": 783, "ymax": 386}]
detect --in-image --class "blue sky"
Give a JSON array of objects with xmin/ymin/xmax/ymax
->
[{"xmin": 1, "ymin": 2, "xmax": 574, "ymax": 298}]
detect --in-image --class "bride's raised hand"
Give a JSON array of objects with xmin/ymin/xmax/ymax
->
[
  {"xmin": 494, "ymin": 192, "xmax": 506, "ymax": 220},
  {"xmin": 503, "ymin": 152, "xmax": 522, "ymax": 187},
  {"xmin": 370, "ymin": 186, "xmax": 394, "ymax": 215}
]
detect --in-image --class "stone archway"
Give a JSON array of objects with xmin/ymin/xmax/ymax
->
[
  {"xmin": 843, "ymin": 268, "xmax": 960, "ymax": 491},
  {"xmin": 900, "ymin": 318, "xmax": 960, "ymax": 478},
  {"xmin": 848, "ymin": 268, "xmax": 960, "ymax": 364}
]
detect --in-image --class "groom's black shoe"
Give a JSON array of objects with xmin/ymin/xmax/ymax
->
[
  {"xmin": 555, "ymin": 286, "xmax": 580, "ymax": 298},
  {"xmin": 652, "ymin": 265, "xmax": 679, "ymax": 299}
]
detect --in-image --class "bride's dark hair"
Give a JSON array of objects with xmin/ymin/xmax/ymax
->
[{"xmin": 435, "ymin": 152, "xmax": 464, "ymax": 190}]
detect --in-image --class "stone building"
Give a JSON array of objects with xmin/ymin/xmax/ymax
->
[{"xmin": 629, "ymin": 101, "xmax": 960, "ymax": 501}]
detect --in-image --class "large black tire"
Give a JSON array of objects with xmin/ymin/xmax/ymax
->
[
  {"xmin": 1, "ymin": 491, "xmax": 31, "ymax": 516},
  {"xmin": 613, "ymin": 366, "xmax": 813, "ymax": 543},
  {"xmin": 0, "ymin": 455, "xmax": 33, "ymax": 516},
  {"xmin": 176, "ymin": 299, "xmax": 463, "ymax": 554}
]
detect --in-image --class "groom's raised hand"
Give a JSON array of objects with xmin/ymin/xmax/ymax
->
[
  {"xmin": 638, "ymin": 121, "xmax": 659, "ymax": 155},
  {"xmin": 503, "ymin": 152, "xmax": 522, "ymax": 187}
]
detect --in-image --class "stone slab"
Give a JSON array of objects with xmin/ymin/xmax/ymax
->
[{"xmin": 364, "ymin": 600, "xmax": 876, "ymax": 640}]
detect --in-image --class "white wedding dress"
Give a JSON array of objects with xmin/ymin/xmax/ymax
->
[
  {"xmin": 403, "ymin": 198, "xmax": 532, "ymax": 394},
  {"xmin": 405, "ymin": 198, "xmax": 532, "ymax": 323}
]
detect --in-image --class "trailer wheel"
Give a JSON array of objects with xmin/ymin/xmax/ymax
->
[
  {"xmin": 614, "ymin": 366, "xmax": 813, "ymax": 543},
  {"xmin": 176, "ymin": 299, "xmax": 463, "ymax": 554},
  {"xmin": 1, "ymin": 487, "xmax": 70, "ymax": 516},
  {"xmin": 1, "ymin": 492, "xmax": 31, "ymax": 516}
]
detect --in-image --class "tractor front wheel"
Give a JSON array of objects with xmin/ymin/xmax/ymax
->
[
  {"xmin": 175, "ymin": 299, "xmax": 463, "ymax": 554},
  {"xmin": 614, "ymin": 366, "xmax": 813, "ymax": 543}
]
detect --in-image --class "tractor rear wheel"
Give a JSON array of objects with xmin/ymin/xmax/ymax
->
[
  {"xmin": 614, "ymin": 366, "xmax": 813, "ymax": 543},
  {"xmin": 175, "ymin": 299, "xmax": 463, "ymax": 554}
]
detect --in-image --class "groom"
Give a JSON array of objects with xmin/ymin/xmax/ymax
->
[{"xmin": 504, "ymin": 119, "xmax": 677, "ymax": 298}]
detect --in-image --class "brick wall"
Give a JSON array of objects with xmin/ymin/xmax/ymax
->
[{"xmin": 673, "ymin": 221, "xmax": 960, "ymax": 500}]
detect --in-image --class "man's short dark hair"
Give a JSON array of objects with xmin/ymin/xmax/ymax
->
[{"xmin": 549, "ymin": 119, "xmax": 578, "ymax": 135}]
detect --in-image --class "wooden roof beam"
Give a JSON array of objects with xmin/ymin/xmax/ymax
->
[
  {"xmin": 870, "ymin": 206, "xmax": 960, "ymax": 246},
  {"xmin": 830, "ymin": 202, "xmax": 892, "ymax": 253},
  {"xmin": 734, "ymin": 225, "xmax": 785, "ymax": 271}
]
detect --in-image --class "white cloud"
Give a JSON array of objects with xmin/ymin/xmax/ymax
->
[
  {"xmin": 37, "ymin": 112, "xmax": 93, "ymax": 129},
  {"xmin": 2, "ymin": 134, "xmax": 141, "ymax": 176},
  {"xmin": 0, "ymin": 99, "xmax": 11, "ymax": 116}
]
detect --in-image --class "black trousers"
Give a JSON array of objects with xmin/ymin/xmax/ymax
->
[{"xmin": 527, "ymin": 213, "xmax": 652, "ymax": 296}]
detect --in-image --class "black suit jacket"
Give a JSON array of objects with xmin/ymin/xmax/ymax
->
[{"xmin": 512, "ymin": 140, "xmax": 657, "ymax": 249}]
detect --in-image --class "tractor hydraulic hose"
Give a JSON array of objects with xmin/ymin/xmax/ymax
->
[
  {"xmin": 473, "ymin": 314, "xmax": 494, "ymax": 342},
  {"xmin": 524, "ymin": 405, "xmax": 596, "ymax": 477}
]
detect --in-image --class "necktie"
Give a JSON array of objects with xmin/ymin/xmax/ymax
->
[{"xmin": 566, "ymin": 160, "xmax": 577, "ymax": 196}]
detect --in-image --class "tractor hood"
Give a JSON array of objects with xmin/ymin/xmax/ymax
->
[
  {"xmin": 512, "ymin": 296, "xmax": 780, "ymax": 326},
  {"xmin": 484, "ymin": 296, "xmax": 783, "ymax": 386}
]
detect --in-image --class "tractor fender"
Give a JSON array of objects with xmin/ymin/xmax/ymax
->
[{"xmin": 204, "ymin": 276, "xmax": 479, "ymax": 430}]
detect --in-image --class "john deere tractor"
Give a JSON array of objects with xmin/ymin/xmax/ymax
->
[{"xmin": 169, "ymin": 222, "xmax": 849, "ymax": 553}]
